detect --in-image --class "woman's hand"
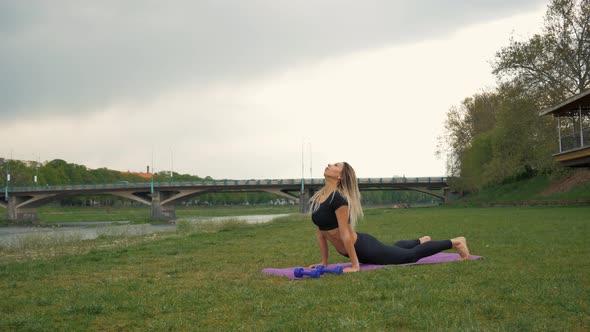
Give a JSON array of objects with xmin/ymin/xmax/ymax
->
[
  {"xmin": 343, "ymin": 266, "xmax": 359, "ymax": 273},
  {"xmin": 308, "ymin": 263, "xmax": 326, "ymax": 269}
]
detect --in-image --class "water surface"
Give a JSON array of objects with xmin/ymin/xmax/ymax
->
[{"xmin": 0, "ymin": 214, "xmax": 289, "ymax": 248}]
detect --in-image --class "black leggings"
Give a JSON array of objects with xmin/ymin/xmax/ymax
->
[{"xmin": 345, "ymin": 232, "xmax": 453, "ymax": 265}]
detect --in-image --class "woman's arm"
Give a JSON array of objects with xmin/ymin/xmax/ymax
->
[
  {"xmin": 336, "ymin": 206, "xmax": 360, "ymax": 272},
  {"xmin": 311, "ymin": 228, "xmax": 329, "ymax": 268}
]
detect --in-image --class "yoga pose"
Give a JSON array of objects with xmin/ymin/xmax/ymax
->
[{"xmin": 309, "ymin": 162, "xmax": 470, "ymax": 273}]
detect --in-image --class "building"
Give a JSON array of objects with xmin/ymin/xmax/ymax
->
[
  {"xmin": 540, "ymin": 89, "xmax": 590, "ymax": 167},
  {"xmin": 121, "ymin": 171, "xmax": 152, "ymax": 180}
]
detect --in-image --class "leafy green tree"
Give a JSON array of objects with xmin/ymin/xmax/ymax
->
[
  {"xmin": 458, "ymin": 133, "xmax": 494, "ymax": 191},
  {"xmin": 439, "ymin": 0, "xmax": 587, "ymax": 193},
  {"xmin": 440, "ymin": 84, "xmax": 559, "ymax": 193},
  {"xmin": 493, "ymin": 0, "xmax": 590, "ymax": 106},
  {"xmin": 437, "ymin": 90, "xmax": 501, "ymax": 180},
  {"xmin": 40, "ymin": 159, "xmax": 69, "ymax": 185},
  {"xmin": 485, "ymin": 83, "xmax": 557, "ymax": 184},
  {"xmin": 1, "ymin": 160, "xmax": 35, "ymax": 187}
]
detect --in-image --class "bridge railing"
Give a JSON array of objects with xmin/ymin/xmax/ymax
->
[
  {"xmin": 3, "ymin": 177, "xmax": 447, "ymax": 193},
  {"xmin": 357, "ymin": 177, "xmax": 446, "ymax": 184}
]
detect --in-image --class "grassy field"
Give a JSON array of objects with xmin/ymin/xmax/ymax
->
[{"xmin": 1, "ymin": 206, "xmax": 589, "ymax": 331}]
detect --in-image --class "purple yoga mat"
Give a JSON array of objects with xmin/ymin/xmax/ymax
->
[{"xmin": 262, "ymin": 253, "xmax": 483, "ymax": 280}]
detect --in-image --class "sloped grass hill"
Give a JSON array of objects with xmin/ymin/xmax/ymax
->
[{"xmin": 455, "ymin": 169, "xmax": 590, "ymax": 205}]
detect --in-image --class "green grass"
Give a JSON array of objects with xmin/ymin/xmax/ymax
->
[
  {"xmin": 456, "ymin": 174, "xmax": 590, "ymax": 204},
  {"xmin": 1, "ymin": 206, "xmax": 589, "ymax": 331},
  {"xmin": 35, "ymin": 206, "xmax": 152, "ymax": 223}
]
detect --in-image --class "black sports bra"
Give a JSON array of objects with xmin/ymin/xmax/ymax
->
[{"xmin": 311, "ymin": 190, "xmax": 348, "ymax": 231}]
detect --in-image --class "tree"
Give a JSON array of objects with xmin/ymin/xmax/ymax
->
[
  {"xmin": 437, "ymin": 90, "xmax": 501, "ymax": 179},
  {"xmin": 439, "ymin": 82, "xmax": 558, "ymax": 193},
  {"xmin": 484, "ymin": 83, "xmax": 557, "ymax": 184},
  {"xmin": 40, "ymin": 159, "xmax": 69, "ymax": 185},
  {"xmin": 493, "ymin": 0, "xmax": 590, "ymax": 106},
  {"xmin": 438, "ymin": 0, "xmax": 587, "ymax": 193},
  {"xmin": 458, "ymin": 132, "xmax": 494, "ymax": 191}
]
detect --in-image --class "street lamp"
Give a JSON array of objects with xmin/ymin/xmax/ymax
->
[
  {"xmin": 300, "ymin": 138, "xmax": 305, "ymax": 194},
  {"xmin": 5, "ymin": 172, "xmax": 9, "ymax": 201},
  {"xmin": 33, "ymin": 154, "xmax": 40, "ymax": 187},
  {"xmin": 151, "ymin": 148, "xmax": 155, "ymax": 194},
  {"xmin": 0, "ymin": 158, "xmax": 5, "ymax": 201},
  {"xmin": 308, "ymin": 141, "xmax": 312, "ymax": 179},
  {"xmin": 34, "ymin": 162, "xmax": 39, "ymax": 187},
  {"xmin": 170, "ymin": 146, "xmax": 174, "ymax": 182}
]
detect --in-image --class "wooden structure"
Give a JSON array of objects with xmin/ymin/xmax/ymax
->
[{"xmin": 540, "ymin": 89, "xmax": 590, "ymax": 167}]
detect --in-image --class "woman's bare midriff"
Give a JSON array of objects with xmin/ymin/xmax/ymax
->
[{"xmin": 321, "ymin": 228, "xmax": 357, "ymax": 256}]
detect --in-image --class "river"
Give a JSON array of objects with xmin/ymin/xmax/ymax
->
[{"xmin": 0, "ymin": 214, "xmax": 289, "ymax": 249}]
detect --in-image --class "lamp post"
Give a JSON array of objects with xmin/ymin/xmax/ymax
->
[
  {"xmin": 308, "ymin": 141, "xmax": 312, "ymax": 179},
  {"xmin": 0, "ymin": 158, "xmax": 5, "ymax": 201},
  {"xmin": 300, "ymin": 138, "xmax": 305, "ymax": 194},
  {"xmin": 7, "ymin": 150, "xmax": 11, "ymax": 200},
  {"xmin": 34, "ymin": 154, "xmax": 40, "ymax": 187},
  {"xmin": 151, "ymin": 148, "xmax": 155, "ymax": 194},
  {"xmin": 170, "ymin": 146, "xmax": 174, "ymax": 183},
  {"xmin": 34, "ymin": 163, "xmax": 39, "ymax": 187},
  {"xmin": 5, "ymin": 172, "xmax": 9, "ymax": 201}
]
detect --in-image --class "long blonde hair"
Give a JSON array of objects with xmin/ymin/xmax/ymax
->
[{"xmin": 309, "ymin": 162, "xmax": 364, "ymax": 229}]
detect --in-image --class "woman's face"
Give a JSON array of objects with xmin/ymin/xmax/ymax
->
[{"xmin": 324, "ymin": 162, "xmax": 345, "ymax": 179}]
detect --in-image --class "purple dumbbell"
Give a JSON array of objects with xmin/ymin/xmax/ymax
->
[
  {"xmin": 315, "ymin": 265, "xmax": 344, "ymax": 275},
  {"xmin": 293, "ymin": 267, "xmax": 321, "ymax": 278}
]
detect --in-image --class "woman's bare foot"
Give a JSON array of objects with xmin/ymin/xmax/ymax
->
[
  {"xmin": 419, "ymin": 235, "xmax": 431, "ymax": 243},
  {"xmin": 451, "ymin": 237, "xmax": 470, "ymax": 260}
]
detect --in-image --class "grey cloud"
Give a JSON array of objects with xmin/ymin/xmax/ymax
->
[{"xmin": 0, "ymin": 0, "xmax": 547, "ymax": 118}]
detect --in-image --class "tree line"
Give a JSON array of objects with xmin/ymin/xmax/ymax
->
[
  {"xmin": 437, "ymin": 0, "xmax": 590, "ymax": 193},
  {"xmin": 0, "ymin": 158, "xmax": 202, "ymax": 187}
]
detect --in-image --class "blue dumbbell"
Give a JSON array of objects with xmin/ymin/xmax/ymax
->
[
  {"xmin": 293, "ymin": 267, "xmax": 320, "ymax": 278},
  {"xmin": 315, "ymin": 265, "xmax": 343, "ymax": 275}
]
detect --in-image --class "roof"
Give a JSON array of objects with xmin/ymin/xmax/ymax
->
[
  {"xmin": 540, "ymin": 88, "xmax": 590, "ymax": 116},
  {"xmin": 121, "ymin": 171, "xmax": 152, "ymax": 179}
]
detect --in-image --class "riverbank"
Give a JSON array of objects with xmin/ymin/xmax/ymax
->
[
  {"xmin": 0, "ymin": 214, "xmax": 290, "ymax": 254},
  {"xmin": 0, "ymin": 205, "xmax": 299, "ymax": 225}
]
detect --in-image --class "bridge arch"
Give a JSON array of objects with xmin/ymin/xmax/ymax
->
[{"xmin": 1, "ymin": 177, "xmax": 449, "ymax": 222}]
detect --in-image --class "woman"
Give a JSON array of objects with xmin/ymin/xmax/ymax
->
[{"xmin": 308, "ymin": 162, "xmax": 470, "ymax": 273}]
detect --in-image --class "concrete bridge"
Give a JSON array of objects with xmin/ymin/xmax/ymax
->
[{"xmin": 0, "ymin": 177, "xmax": 449, "ymax": 222}]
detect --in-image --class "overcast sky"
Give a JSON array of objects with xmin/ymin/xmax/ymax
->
[{"xmin": 1, "ymin": 1, "xmax": 548, "ymax": 180}]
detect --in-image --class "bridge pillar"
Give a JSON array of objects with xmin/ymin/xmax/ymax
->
[
  {"xmin": 151, "ymin": 190, "xmax": 176, "ymax": 221},
  {"xmin": 299, "ymin": 188, "xmax": 315, "ymax": 214},
  {"xmin": 7, "ymin": 196, "xmax": 38, "ymax": 222}
]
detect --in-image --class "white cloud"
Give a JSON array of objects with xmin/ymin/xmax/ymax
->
[
  {"xmin": 1, "ymin": 3, "xmax": 546, "ymax": 179},
  {"xmin": 1, "ymin": 1, "xmax": 547, "ymax": 116}
]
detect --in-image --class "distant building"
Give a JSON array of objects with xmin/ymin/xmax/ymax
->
[
  {"xmin": 120, "ymin": 165, "xmax": 153, "ymax": 179},
  {"xmin": 121, "ymin": 171, "xmax": 152, "ymax": 179}
]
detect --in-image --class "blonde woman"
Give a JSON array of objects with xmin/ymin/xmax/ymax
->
[{"xmin": 309, "ymin": 162, "xmax": 470, "ymax": 273}]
